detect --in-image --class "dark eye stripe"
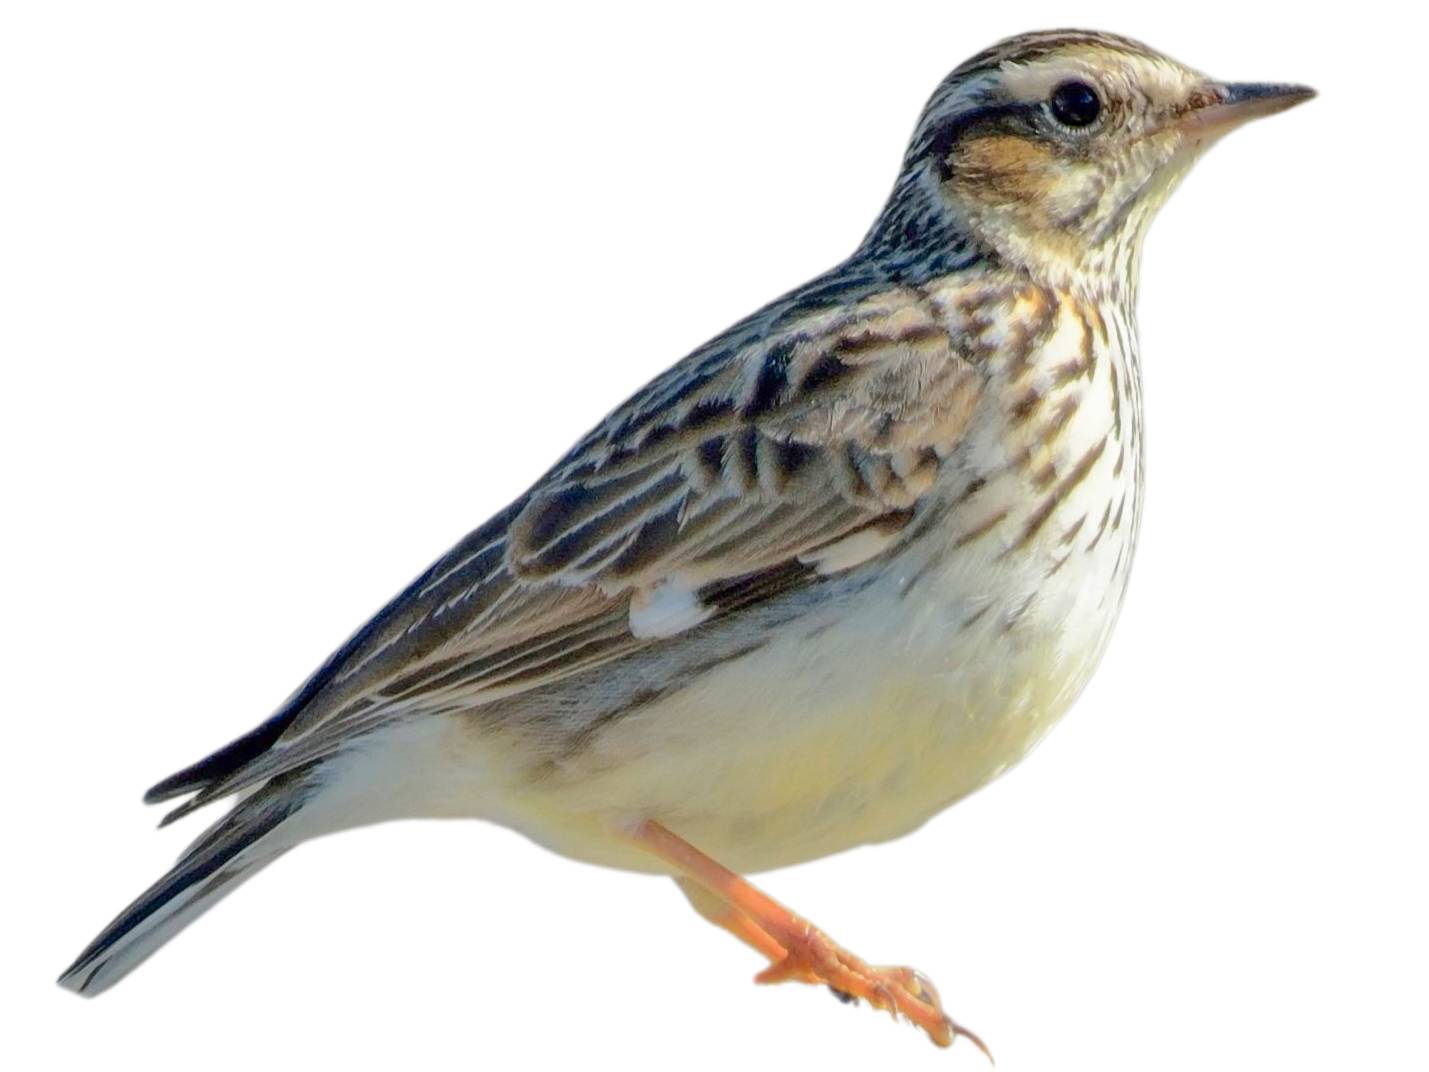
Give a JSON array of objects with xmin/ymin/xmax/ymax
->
[{"xmin": 919, "ymin": 101, "xmax": 1040, "ymax": 179}]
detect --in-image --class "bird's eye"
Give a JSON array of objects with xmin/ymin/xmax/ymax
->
[{"xmin": 1049, "ymin": 81, "xmax": 1102, "ymax": 127}]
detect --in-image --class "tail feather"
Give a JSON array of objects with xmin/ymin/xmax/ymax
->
[{"xmin": 58, "ymin": 784, "xmax": 300, "ymax": 996}]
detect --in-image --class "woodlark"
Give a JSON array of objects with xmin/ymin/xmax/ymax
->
[{"xmin": 60, "ymin": 28, "xmax": 1312, "ymax": 1052}]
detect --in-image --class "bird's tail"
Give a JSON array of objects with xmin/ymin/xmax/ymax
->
[{"xmin": 57, "ymin": 776, "xmax": 306, "ymax": 996}]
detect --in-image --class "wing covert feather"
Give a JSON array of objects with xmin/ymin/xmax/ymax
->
[{"xmin": 163, "ymin": 282, "xmax": 990, "ymax": 817}]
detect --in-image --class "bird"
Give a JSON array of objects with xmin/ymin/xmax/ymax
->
[{"xmin": 59, "ymin": 28, "xmax": 1312, "ymax": 1052}]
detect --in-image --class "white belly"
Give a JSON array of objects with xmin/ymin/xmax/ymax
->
[{"xmin": 511, "ymin": 514, "xmax": 1131, "ymax": 872}]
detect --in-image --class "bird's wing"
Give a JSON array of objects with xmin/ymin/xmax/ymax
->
[{"xmin": 156, "ymin": 282, "xmax": 985, "ymax": 819}]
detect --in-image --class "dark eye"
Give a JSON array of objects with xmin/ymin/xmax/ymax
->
[{"xmin": 1049, "ymin": 81, "xmax": 1102, "ymax": 127}]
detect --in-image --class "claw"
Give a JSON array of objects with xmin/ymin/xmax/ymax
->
[{"xmin": 951, "ymin": 1020, "xmax": 996, "ymax": 1065}]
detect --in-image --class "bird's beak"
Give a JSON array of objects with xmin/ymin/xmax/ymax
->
[{"xmin": 1180, "ymin": 82, "xmax": 1316, "ymax": 135}]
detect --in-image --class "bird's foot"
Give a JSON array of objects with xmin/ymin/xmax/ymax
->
[
  {"xmin": 754, "ymin": 926, "xmax": 985, "ymax": 1054},
  {"xmin": 641, "ymin": 822, "xmax": 990, "ymax": 1056}
]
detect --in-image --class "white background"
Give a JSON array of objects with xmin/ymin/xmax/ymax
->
[{"xmin": 3, "ymin": 3, "xmax": 1425, "ymax": 1070}]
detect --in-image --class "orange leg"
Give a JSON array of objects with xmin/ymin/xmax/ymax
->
[
  {"xmin": 675, "ymin": 877, "xmax": 801, "ymax": 969},
  {"xmin": 632, "ymin": 820, "xmax": 990, "ymax": 1057}
]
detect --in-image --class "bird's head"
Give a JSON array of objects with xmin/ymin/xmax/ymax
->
[{"xmin": 866, "ymin": 30, "xmax": 1313, "ymax": 292}]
